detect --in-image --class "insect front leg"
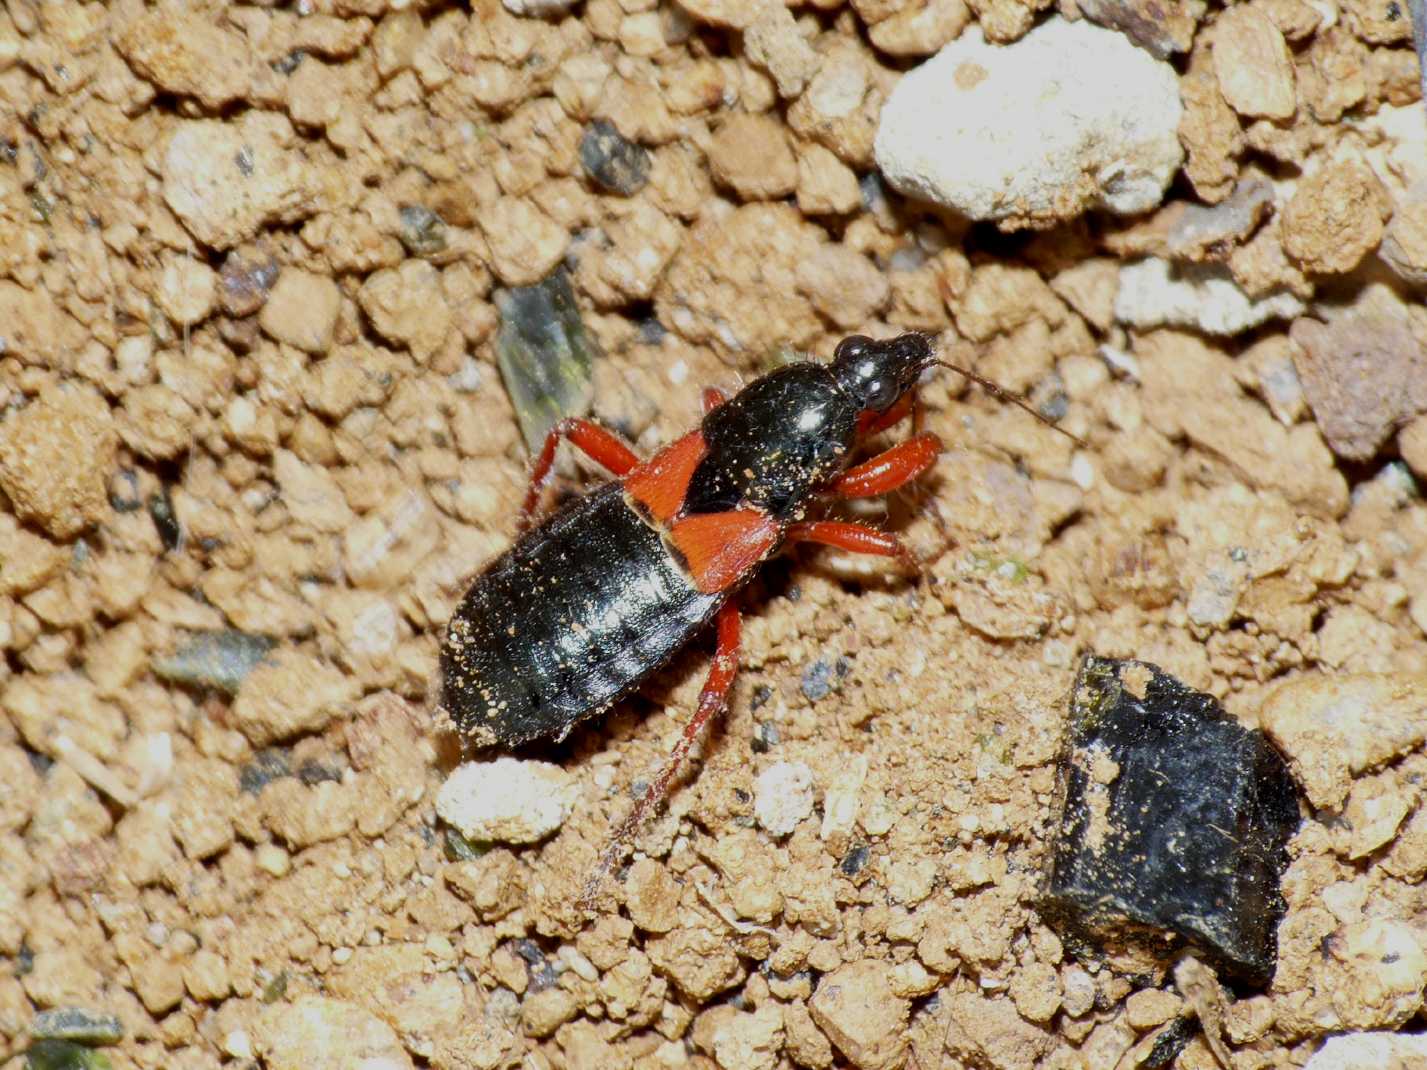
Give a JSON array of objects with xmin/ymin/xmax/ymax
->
[
  {"xmin": 521, "ymin": 418, "xmax": 642, "ymax": 530},
  {"xmin": 826, "ymin": 433, "xmax": 942, "ymax": 499},
  {"xmin": 784, "ymin": 519, "xmax": 922, "ymax": 577},
  {"xmin": 582, "ymin": 599, "xmax": 742, "ymax": 906}
]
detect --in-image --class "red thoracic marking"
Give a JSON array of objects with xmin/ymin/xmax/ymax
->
[
  {"xmin": 829, "ymin": 432, "xmax": 942, "ymax": 499},
  {"xmin": 624, "ymin": 431, "xmax": 707, "ymax": 524},
  {"xmin": 521, "ymin": 418, "xmax": 641, "ymax": 529},
  {"xmin": 785, "ymin": 519, "xmax": 919, "ymax": 574},
  {"xmin": 671, "ymin": 509, "xmax": 781, "ymax": 593}
]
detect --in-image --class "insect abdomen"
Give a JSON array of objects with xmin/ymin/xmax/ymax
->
[{"xmin": 440, "ymin": 482, "xmax": 725, "ymax": 745}]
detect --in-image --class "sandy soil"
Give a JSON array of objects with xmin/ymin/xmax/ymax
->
[{"xmin": 3, "ymin": 1, "xmax": 1427, "ymax": 1068}]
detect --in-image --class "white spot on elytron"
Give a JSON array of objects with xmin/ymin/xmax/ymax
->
[{"xmin": 797, "ymin": 408, "xmax": 824, "ymax": 432}]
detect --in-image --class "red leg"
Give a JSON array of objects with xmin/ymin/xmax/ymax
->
[
  {"xmin": 521, "ymin": 417, "xmax": 641, "ymax": 530},
  {"xmin": 582, "ymin": 600, "xmax": 741, "ymax": 906},
  {"xmin": 785, "ymin": 520, "xmax": 920, "ymax": 575},
  {"xmin": 703, "ymin": 386, "xmax": 727, "ymax": 414},
  {"xmin": 857, "ymin": 390, "xmax": 917, "ymax": 436},
  {"xmin": 827, "ymin": 433, "xmax": 941, "ymax": 499}
]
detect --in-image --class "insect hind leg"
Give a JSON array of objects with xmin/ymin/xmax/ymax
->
[{"xmin": 581, "ymin": 599, "xmax": 742, "ymax": 907}]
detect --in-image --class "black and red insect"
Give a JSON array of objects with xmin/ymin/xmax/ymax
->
[{"xmin": 439, "ymin": 332, "xmax": 1040, "ymax": 868}]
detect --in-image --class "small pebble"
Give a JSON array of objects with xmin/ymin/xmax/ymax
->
[
  {"xmin": 274, "ymin": 448, "xmax": 355, "ymax": 532},
  {"xmin": 231, "ymin": 649, "xmax": 359, "ymax": 746},
  {"xmin": 436, "ymin": 758, "xmax": 578, "ymax": 844},
  {"xmin": 1381, "ymin": 185, "xmax": 1427, "ymax": 285},
  {"xmin": 30, "ymin": 1008, "xmax": 125, "ymax": 1045},
  {"xmin": 154, "ymin": 630, "xmax": 276, "ymax": 696},
  {"xmin": 117, "ymin": 7, "xmax": 251, "ymax": 109},
  {"xmin": 495, "ymin": 267, "xmax": 596, "ymax": 451},
  {"xmin": 1212, "ymin": 6, "xmax": 1296, "ymax": 120},
  {"xmin": 1115, "ymin": 258, "xmax": 1304, "ymax": 336},
  {"xmin": 219, "ymin": 246, "xmax": 280, "ymax": 316},
  {"xmin": 502, "ymin": 0, "xmax": 578, "ymax": 13},
  {"xmin": 342, "ymin": 489, "xmax": 440, "ymax": 590},
  {"xmin": 0, "ymin": 382, "xmax": 117, "ymax": 539},
  {"xmin": 1340, "ymin": 776, "xmax": 1410, "ymax": 859},
  {"xmin": 750, "ymin": 721, "xmax": 780, "ymax": 753},
  {"xmin": 1327, "ymin": 918, "xmax": 1427, "ymax": 1029},
  {"xmin": 240, "ymin": 749, "xmax": 292, "ymax": 794},
  {"xmin": 155, "ymin": 252, "xmax": 218, "ymax": 327},
  {"xmin": 162, "ymin": 114, "xmax": 316, "ymax": 250},
  {"xmin": 259, "ymin": 268, "xmax": 341, "ymax": 354},
  {"xmin": 709, "ymin": 113, "xmax": 798, "ymax": 201},
  {"xmin": 744, "ymin": 2, "xmax": 819, "ymax": 93},
  {"xmin": 1288, "ymin": 285, "xmax": 1427, "ymax": 461},
  {"xmin": 624, "ymin": 858, "xmax": 681, "ymax": 933},
  {"xmin": 1260, "ymin": 673, "xmax": 1427, "ymax": 810},
  {"xmin": 808, "ymin": 959, "xmax": 910, "ymax": 1070},
  {"xmin": 222, "ymin": 1030, "xmax": 254, "ymax": 1060},
  {"xmin": 253, "ymin": 996, "xmax": 413, "ymax": 1070},
  {"xmin": 397, "ymin": 204, "xmax": 448, "ymax": 256},
  {"xmin": 840, "ymin": 844, "xmax": 870, "ymax": 876},
  {"xmin": 1303, "ymin": 1031, "xmax": 1427, "ymax": 1070},
  {"xmin": 800, "ymin": 660, "xmax": 834, "ymax": 702},
  {"xmin": 864, "ymin": 0, "xmax": 968, "ymax": 59},
  {"xmin": 119, "ymin": 385, "xmax": 197, "ymax": 462},
  {"xmin": 0, "ymin": 279, "xmax": 66, "ymax": 367},
  {"xmin": 1280, "ymin": 159, "xmax": 1392, "ymax": 276},
  {"xmin": 1124, "ymin": 988, "xmax": 1183, "ymax": 1030},
  {"xmin": 752, "ymin": 760, "xmax": 814, "ymax": 836},
  {"xmin": 106, "ymin": 469, "xmax": 143, "ymax": 513},
  {"xmin": 254, "ymin": 842, "xmax": 292, "ymax": 877},
  {"xmin": 579, "ymin": 119, "xmax": 651, "ymax": 196},
  {"xmin": 357, "ymin": 258, "xmax": 453, "ymax": 361},
  {"xmin": 22, "ymin": 1039, "xmax": 115, "ymax": 1070},
  {"xmin": 478, "ymin": 197, "xmax": 570, "ymax": 287},
  {"xmin": 1077, "ymin": 0, "xmax": 1199, "ymax": 58}
]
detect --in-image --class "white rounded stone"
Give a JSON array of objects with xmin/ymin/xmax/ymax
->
[
  {"xmin": 436, "ymin": 758, "xmax": 578, "ymax": 844},
  {"xmin": 1114, "ymin": 258, "xmax": 1305, "ymax": 336},
  {"xmin": 874, "ymin": 17, "xmax": 1184, "ymax": 227},
  {"xmin": 753, "ymin": 761, "xmax": 815, "ymax": 837}
]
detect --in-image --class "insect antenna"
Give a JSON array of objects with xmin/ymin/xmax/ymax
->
[{"xmin": 934, "ymin": 359, "xmax": 1085, "ymax": 448}]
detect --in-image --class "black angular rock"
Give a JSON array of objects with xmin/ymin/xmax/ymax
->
[
  {"xmin": 1041, "ymin": 656, "xmax": 1301, "ymax": 987},
  {"xmin": 579, "ymin": 119, "xmax": 651, "ymax": 196}
]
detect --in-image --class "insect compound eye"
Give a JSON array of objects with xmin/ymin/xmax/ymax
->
[
  {"xmin": 863, "ymin": 375, "xmax": 899, "ymax": 412},
  {"xmin": 834, "ymin": 335, "xmax": 872, "ymax": 362}
]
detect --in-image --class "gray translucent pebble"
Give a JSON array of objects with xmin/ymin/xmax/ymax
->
[
  {"xmin": 154, "ymin": 629, "xmax": 277, "ymax": 695},
  {"xmin": 494, "ymin": 266, "xmax": 596, "ymax": 452},
  {"xmin": 397, "ymin": 204, "xmax": 447, "ymax": 257},
  {"xmin": 31, "ymin": 1007, "xmax": 125, "ymax": 1045},
  {"xmin": 579, "ymin": 119, "xmax": 651, "ymax": 196}
]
